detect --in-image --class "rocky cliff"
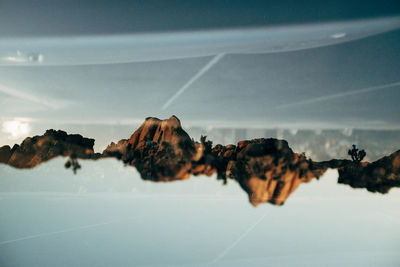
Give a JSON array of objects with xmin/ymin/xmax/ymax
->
[
  {"xmin": 118, "ymin": 116, "xmax": 197, "ymax": 181},
  {"xmin": 0, "ymin": 129, "xmax": 99, "ymax": 168},
  {"xmin": 1, "ymin": 116, "xmax": 399, "ymax": 207}
]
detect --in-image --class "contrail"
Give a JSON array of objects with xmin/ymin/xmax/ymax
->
[
  {"xmin": 276, "ymin": 81, "xmax": 400, "ymax": 109},
  {"xmin": 211, "ymin": 211, "xmax": 267, "ymax": 263},
  {"xmin": 0, "ymin": 220, "xmax": 117, "ymax": 246},
  {"xmin": 162, "ymin": 53, "xmax": 225, "ymax": 110},
  {"xmin": 0, "ymin": 83, "xmax": 69, "ymax": 109}
]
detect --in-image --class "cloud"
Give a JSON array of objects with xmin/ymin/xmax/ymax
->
[
  {"xmin": 2, "ymin": 119, "xmax": 31, "ymax": 140},
  {"xmin": 1, "ymin": 16, "xmax": 398, "ymax": 66}
]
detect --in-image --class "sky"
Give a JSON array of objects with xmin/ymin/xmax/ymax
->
[
  {"xmin": 0, "ymin": 0, "xmax": 400, "ymax": 36},
  {"xmin": 1, "ymin": 2, "xmax": 400, "ymax": 266},
  {"xmin": 0, "ymin": 0, "xmax": 400, "ymax": 143}
]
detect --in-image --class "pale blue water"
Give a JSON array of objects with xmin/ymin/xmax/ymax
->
[{"xmin": 0, "ymin": 159, "xmax": 399, "ymax": 267}]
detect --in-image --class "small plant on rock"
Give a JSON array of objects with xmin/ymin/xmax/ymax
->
[{"xmin": 348, "ymin": 144, "xmax": 366, "ymax": 163}]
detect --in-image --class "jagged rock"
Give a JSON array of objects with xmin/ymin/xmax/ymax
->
[
  {"xmin": 227, "ymin": 138, "xmax": 327, "ymax": 206},
  {"xmin": 122, "ymin": 116, "xmax": 197, "ymax": 181},
  {"xmin": 102, "ymin": 139, "xmax": 129, "ymax": 159},
  {"xmin": 1, "ymin": 116, "xmax": 399, "ymax": 207},
  {"xmin": 0, "ymin": 145, "xmax": 12, "ymax": 164},
  {"xmin": 338, "ymin": 150, "xmax": 400, "ymax": 193},
  {"xmin": 1, "ymin": 129, "xmax": 98, "ymax": 168}
]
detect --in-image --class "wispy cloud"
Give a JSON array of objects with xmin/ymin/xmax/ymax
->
[
  {"xmin": 276, "ymin": 81, "xmax": 400, "ymax": 109},
  {"xmin": 162, "ymin": 53, "xmax": 225, "ymax": 110},
  {"xmin": 0, "ymin": 83, "xmax": 70, "ymax": 109}
]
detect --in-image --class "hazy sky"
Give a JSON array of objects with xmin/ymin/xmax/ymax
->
[
  {"xmin": 1, "ymin": 3, "xmax": 400, "ymax": 266},
  {"xmin": 0, "ymin": 1, "xmax": 400, "ymax": 144}
]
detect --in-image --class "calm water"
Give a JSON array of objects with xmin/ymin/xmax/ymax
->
[{"xmin": 0, "ymin": 156, "xmax": 399, "ymax": 267}]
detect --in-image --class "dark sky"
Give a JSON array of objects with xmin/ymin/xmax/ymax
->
[{"xmin": 1, "ymin": 0, "xmax": 400, "ymax": 37}]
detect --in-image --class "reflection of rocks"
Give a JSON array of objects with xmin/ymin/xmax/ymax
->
[
  {"xmin": 227, "ymin": 139, "xmax": 327, "ymax": 206},
  {"xmin": 0, "ymin": 130, "xmax": 99, "ymax": 168},
  {"xmin": 1, "ymin": 116, "xmax": 399, "ymax": 207}
]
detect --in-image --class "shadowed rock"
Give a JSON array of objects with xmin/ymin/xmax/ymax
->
[
  {"xmin": 225, "ymin": 139, "xmax": 327, "ymax": 206},
  {"xmin": 1, "ymin": 116, "xmax": 399, "ymax": 206},
  {"xmin": 336, "ymin": 150, "xmax": 400, "ymax": 193},
  {"xmin": 102, "ymin": 139, "xmax": 129, "ymax": 159},
  {"xmin": 121, "ymin": 116, "xmax": 197, "ymax": 181},
  {"xmin": 0, "ymin": 130, "xmax": 100, "ymax": 168},
  {"xmin": 0, "ymin": 145, "xmax": 12, "ymax": 164}
]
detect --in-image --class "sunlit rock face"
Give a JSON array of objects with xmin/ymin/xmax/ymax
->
[
  {"xmin": 114, "ymin": 118, "xmax": 329, "ymax": 206},
  {"xmin": 337, "ymin": 150, "xmax": 400, "ymax": 193},
  {"xmin": 121, "ymin": 116, "xmax": 197, "ymax": 181},
  {"xmin": 227, "ymin": 139, "xmax": 327, "ymax": 206},
  {"xmin": 1, "ymin": 116, "xmax": 400, "ymax": 206},
  {"xmin": 0, "ymin": 129, "xmax": 98, "ymax": 168}
]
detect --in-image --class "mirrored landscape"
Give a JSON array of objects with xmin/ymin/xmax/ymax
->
[
  {"xmin": 1, "ymin": 116, "xmax": 399, "ymax": 266},
  {"xmin": 1, "ymin": 1, "xmax": 400, "ymax": 266}
]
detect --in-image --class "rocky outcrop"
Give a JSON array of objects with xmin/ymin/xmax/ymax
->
[
  {"xmin": 336, "ymin": 150, "xmax": 400, "ymax": 193},
  {"xmin": 226, "ymin": 139, "xmax": 327, "ymax": 206},
  {"xmin": 1, "ymin": 116, "xmax": 399, "ymax": 207},
  {"xmin": 102, "ymin": 139, "xmax": 129, "ymax": 159},
  {"xmin": 121, "ymin": 116, "xmax": 197, "ymax": 181},
  {"xmin": 0, "ymin": 145, "xmax": 12, "ymax": 164},
  {"xmin": 0, "ymin": 129, "xmax": 99, "ymax": 168}
]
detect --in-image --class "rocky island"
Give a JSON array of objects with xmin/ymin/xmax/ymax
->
[{"xmin": 1, "ymin": 116, "xmax": 399, "ymax": 206}]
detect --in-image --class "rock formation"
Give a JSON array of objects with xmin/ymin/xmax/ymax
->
[
  {"xmin": 0, "ymin": 129, "xmax": 99, "ymax": 168},
  {"xmin": 121, "ymin": 116, "xmax": 197, "ymax": 181},
  {"xmin": 1, "ymin": 116, "xmax": 399, "ymax": 206},
  {"xmin": 336, "ymin": 151, "xmax": 400, "ymax": 193},
  {"xmin": 226, "ymin": 139, "xmax": 327, "ymax": 206}
]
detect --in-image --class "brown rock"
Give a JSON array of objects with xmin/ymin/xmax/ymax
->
[
  {"xmin": 123, "ymin": 116, "xmax": 196, "ymax": 181},
  {"xmin": 102, "ymin": 139, "xmax": 129, "ymax": 159},
  {"xmin": 337, "ymin": 150, "xmax": 400, "ymax": 193},
  {"xmin": 228, "ymin": 138, "xmax": 327, "ymax": 206},
  {"xmin": 0, "ymin": 145, "xmax": 12, "ymax": 164},
  {"xmin": 4, "ymin": 130, "xmax": 98, "ymax": 168},
  {"xmin": 2, "ymin": 116, "xmax": 399, "ymax": 207}
]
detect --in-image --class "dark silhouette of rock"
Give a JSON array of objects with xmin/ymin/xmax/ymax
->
[
  {"xmin": 0, "ymin": 129, "xmax": 99, "ymax": 168},
  {"xmin": 338, "ymin": 150, "xmax": 400, "ymax": 193},
  {"xmin": 0, "ymin": 145, "xmax": 12, "ymax": 164}
]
